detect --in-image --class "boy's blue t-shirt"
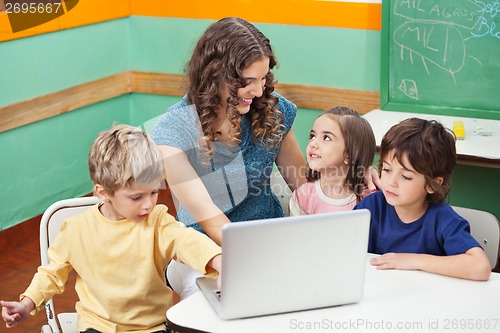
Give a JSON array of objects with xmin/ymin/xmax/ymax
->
[
  {"xmin": 354, "ymin": 191, "xmax": 480, "ymax": 256},
  {"xmin": 151, "ymin": 93, "xmax": 297, "ymax": 233}
]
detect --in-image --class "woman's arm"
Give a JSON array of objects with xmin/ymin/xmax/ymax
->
[
  {"xmin": 158, "ymin": 145, "xmax": 229, "ymax": 245},
  {"xmin": 275, "ymin": 129, "xmax": 306, "ymax": 192},
  {"xmin": 370, "ymin": 247, "xmax": 491, "ymax": 281}
]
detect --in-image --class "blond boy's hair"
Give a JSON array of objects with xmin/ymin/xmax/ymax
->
[{"xmin": 88, "ymin": 124, "xmax": 164, "ymax": 194}]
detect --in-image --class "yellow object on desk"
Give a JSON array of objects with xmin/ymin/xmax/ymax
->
[{"xmin": 453, "ymin": 121, "xmax": 465, "ymax": 140}]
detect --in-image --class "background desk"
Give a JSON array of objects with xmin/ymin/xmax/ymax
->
[
  {"xmin": 363, "ymin": 109, "xmax": 500, "ymax": 168},
  {"xmin": 167, "ymin": 256, "xmax": 500, "ymax": 333}
]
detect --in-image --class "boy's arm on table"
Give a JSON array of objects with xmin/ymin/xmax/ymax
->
[{"xmin": 370, "ymin": 247, "xmax": 491, "ymax": 281}]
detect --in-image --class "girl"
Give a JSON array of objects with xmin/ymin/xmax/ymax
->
[{"xmin": 290, "ymin": 106, "xmax": 376, "ymax": 215}]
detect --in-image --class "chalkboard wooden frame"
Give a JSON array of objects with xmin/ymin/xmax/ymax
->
[{"xmin": 380, "ymin": 0, "xmax": 500, "ymax": 120}]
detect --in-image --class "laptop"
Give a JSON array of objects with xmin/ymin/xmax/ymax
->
[{"xmin": 196, "ymin": 209, "xmax": 371, "ymax": 320}]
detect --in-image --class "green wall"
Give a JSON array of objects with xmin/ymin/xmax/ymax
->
[
  {"xmin": 1, "ymin": 19, "xmax": 129, "ymax": 230},
  {"xmin": 0, "ymin": 19, "xmax": 129, "ymax": 107},
  {"xmin": 0, "ymin": 97, "xmax": 130, "ymax": 228},
  {"xmin": 1, "ymin": 16, "xmax": 499, "ymax": 231},
  {"xmin": 127, "ymin": 17, "xmax": 381, "ymax": 90},
  {"xmin": 450, "ymin": 166, "xmax": 500, "ymax": 220}
]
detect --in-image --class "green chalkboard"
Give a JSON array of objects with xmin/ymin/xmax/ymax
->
[{"xmin": 381, "ymin": 0, "xmax": 500, "ymax": 120}]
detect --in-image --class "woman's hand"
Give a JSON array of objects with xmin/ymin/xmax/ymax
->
[{"xmin": 364, "ymin": 166, "xmax": 381, "ymax": 192}]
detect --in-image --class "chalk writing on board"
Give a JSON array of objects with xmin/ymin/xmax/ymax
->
[
  {"xmin": 392, "ymin": 0, "xmax": 485, "ymax": 87},
  {"xmin": 382, "ymin": 0, "xmax": 500, "ymax": 118},
  {"xmin": 398, "ymin": 79, "xmax": 419, "ymax": 100},
  {"xmin": 472, "ymin": 1, "xmax": 500, "ymax": 38}
]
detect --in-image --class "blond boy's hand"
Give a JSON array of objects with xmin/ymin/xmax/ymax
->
[
  {"xmin": 1, "ymin": 297, "xmax": 35, "ymax": 328},
  {"xmin": 1, "ymin": 300, "xmax": 31, "ymax": 328},
  {"xmin": 208, "ymin": 254, "xmax": 223, "ymax": 290}
]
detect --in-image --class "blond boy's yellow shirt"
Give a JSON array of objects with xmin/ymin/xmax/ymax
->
[{"xmin": 21, "ymin": 204, "xmax": 221, "ymax": 333}]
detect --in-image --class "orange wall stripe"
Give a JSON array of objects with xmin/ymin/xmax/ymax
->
[
  {"xmin": 59, "ymin": 0, "xmax": 129, "ymax": 30},
  {"xmin": 1, "ymin": 0, "xmax": 381, "ymax": 42},
  {"xmin": 0, "ymin": 11, "xmax": 60, "ymax": 41},
  {"xmin": 0, "ymin": 0, "xmax": 129, "ymax": 42},
  {"xmin": 129, "ymin": 0, "xmax": 381, "ymax": 31}
]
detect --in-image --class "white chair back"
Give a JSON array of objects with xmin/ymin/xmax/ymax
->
[
  {"xmin": 452, "ymin": 206, "xmax": 500, "ymax": 269},
  {"xmin": 39, "ymin": 196, "xmax": 101, "ymax": 333},
  {"xmin": 270, "ymin": 170, "xmax": 292, "ymax": 216}
]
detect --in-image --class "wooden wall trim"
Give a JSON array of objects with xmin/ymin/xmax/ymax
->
[
  {"xmin": 129, "ymin": 71, "xmax": 381, "ymax": 113},
  {"xmin": 0, "ymin": 71, "xmax": 380, "ymax": 132},
  {"xmin": 0, "ymin": 73, "xmax": 129, "ymax": 132},
  {"xmin": 275, "ymin": 83, "xmax": 380, "ymax": 114},
  {"xmin": 129, "ymin": 71, "xmax": 187, "ymax": 96}
]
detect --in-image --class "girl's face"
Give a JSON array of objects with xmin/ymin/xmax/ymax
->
[
  {"xmin": 380, "ymin": 150, "xmax": 433, "ymax": 214},
  {"xmin": 220, "ymin": 57, "xmax": 270, "ymax": 115},
  {"xmin": 306, "ymin": 115, "xmax": 347, "ymax": 173},
  {"xmin": 96, "ymin": 180, "xmax": 161, "ymax": 222}
]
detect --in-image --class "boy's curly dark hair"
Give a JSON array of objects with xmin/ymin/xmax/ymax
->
[{"xmin": 378, "ymin": 118, "xmax": 457, "ymax": 204}]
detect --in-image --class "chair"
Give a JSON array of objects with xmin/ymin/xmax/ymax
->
[
  {"xmin": 270, "ymin": 170, "xmax": 292, "ymax": 216},
  {"xmin": 452, "ymin": 206, "xmax": 500, "ymax": 270},
  {"xmin": 40, "ymin": 196, "xmax": 101, "ymax": 333}
]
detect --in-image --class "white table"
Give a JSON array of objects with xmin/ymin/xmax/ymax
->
[
  {"xmin": 363, "ymin": 109, "xmax": 500, "ymax": 168},
  {"xmin": 167, "ymin": 255, "xmax": 500, "ymax": 333}
]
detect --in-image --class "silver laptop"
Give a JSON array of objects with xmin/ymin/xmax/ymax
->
[{"xmin": 196, "ymin": 209, "xmax": 371, "ymax": 320}]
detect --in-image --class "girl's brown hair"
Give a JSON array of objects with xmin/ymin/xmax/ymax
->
[{"xmin": 186, "ymin": 17, "xmax": 284, "ymax": 155}]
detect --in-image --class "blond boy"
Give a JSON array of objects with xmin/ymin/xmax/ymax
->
[{"xmin": 1, "ymin": 124, "xmax": 221, "ymax": 332}]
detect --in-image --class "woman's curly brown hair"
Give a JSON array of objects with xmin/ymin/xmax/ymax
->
[{"xmin": 185, "ymin": 17, "xmax": 284, "ymax": 156}]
